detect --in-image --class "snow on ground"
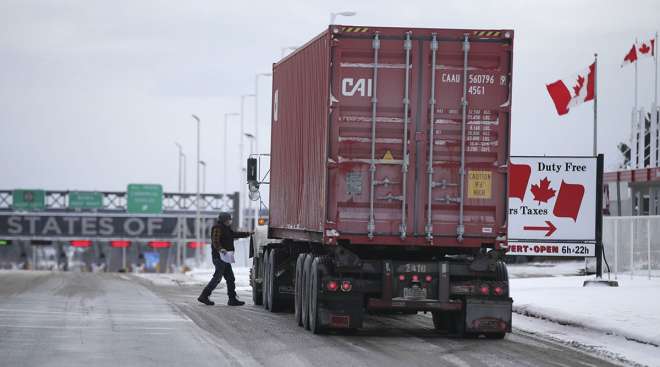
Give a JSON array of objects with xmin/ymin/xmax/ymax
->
[
  {"xmin": 508, "ymin": 260, "xmax": 587, "ymax": 278},
  {"xmin": 514, "ymin": 312, "xmax": 660, "ymax": 367},
  {"xmin": 186, "ymin": 267, "xmax": 251, "ymax": 291},
  {"xmin": 133, "ymin": 267, "xmax": 251, "ymax": 291},
  {"xmin": 509, "ymin": 263, "xmax": 660, "ymax": 367},
  {"xmin": 136, "ymin": 262, "xmax": 660, "ymax": 366},
  {"xmin": 512, "ymin": 275, "xmax": 660, "ymax": 347}
]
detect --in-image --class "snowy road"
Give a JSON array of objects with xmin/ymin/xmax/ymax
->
[{"xmin": 0, "ymin": 271, "xmax": 620, "ymax": 367}]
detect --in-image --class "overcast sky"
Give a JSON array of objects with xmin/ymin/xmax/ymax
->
[{"xmin": 1, "ymin": 0, "xmax": 659, "ymax": 196}]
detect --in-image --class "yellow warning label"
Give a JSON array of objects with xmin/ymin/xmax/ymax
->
[
  {"xmin": 468, "ymin": 170, "xmax": 492, "ymax": 199},
  {"xmin": 382, "ymin": 150, "xmax": 394, "ymax": 161}
]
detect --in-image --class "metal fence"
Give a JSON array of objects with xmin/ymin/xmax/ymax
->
[{"xmin": 603, "ymin": 216, "xmax": 660, "ymax": 278}]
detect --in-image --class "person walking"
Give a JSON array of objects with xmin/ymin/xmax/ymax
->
[{"xmin": 198, "ymin": 212, "xmax": 251, "ymax": 306}]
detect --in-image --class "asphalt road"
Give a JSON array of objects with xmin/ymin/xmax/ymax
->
[{"xmin": 0, "ymin": 271, "xmax": 620, "ymax": 367}]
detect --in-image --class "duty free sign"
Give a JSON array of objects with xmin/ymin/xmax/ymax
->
[{"xmin": 506, "ymin": 156, "xmax": 598, "ymax": 257}]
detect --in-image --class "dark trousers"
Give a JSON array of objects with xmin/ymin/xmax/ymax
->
[{"xmin": 202, "ymin": 257, "xmax": 236, "ymax": 299}]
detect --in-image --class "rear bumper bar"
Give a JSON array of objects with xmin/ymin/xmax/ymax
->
[{"xmin": 367, "ymin": 298, "xmax": 463, "ymax": 311}]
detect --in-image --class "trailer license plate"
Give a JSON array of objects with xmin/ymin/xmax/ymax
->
[{"xmin": 403, "ymin": 287, "xmax": 427, "ymax": 299}]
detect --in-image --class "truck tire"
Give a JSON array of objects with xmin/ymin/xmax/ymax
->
[
  {"xmin": 262, "ymin": 249, "xmax": 270, "ymax": 310},
  {"xmin": 301, "ymin": 253, "xmax": 314, "ymax": 330},
  {"xmin": 294, "ymin": 253, "xmax": 305, "ymax": 326},
  {"xmin": 488, "ymin": 261, "xmax": 508, "ymax": 339},
  {"xmin": 495, "ymin": 261, "xmax": 508, "ymax": 282},
  {"xmin": 252, "ymin": 256, "xmax": 263, "ymax": 306},
  {"xmin": 431, "ymin": 311, "xmax": 451, "ymax": 332},
  {"xmin": 309, "ymin": 257, "xmax": 325, "ymax": 334},
  {"xmin": 267, "ymin": 248, "xmax": 283, "ymax": 312}
]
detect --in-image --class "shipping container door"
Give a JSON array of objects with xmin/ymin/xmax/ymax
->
[
  {"xmin": 421, "ymin": 33, "xmax": 512, "ymax": 242},
  {"xmin": 329, "ymin": 32, "xmax": 420, "ymax": 238},
  {"xmin": 329, "ymin": 29, "xmax": 511, "ymax": 243}
]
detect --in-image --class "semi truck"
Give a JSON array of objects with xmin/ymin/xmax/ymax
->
[{"xmin": 247, "ymin": 24, "xmax": 514, "ymax": 337}]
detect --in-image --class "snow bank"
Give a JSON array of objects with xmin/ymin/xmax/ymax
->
[{"xmin": 511, "ymin": 275, "xmax": 660, "ymax": 348}]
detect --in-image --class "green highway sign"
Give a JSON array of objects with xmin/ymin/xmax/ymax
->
[
  {"xmin": 127, "ymin": 184, "xmax": 163, "ymax": 214},
  {"xmin": 12, "ymin": 189, "xmax": 45, "ymax": 210},
  {"xmin": 0, "ymin": 240, "xmax": 10, "ymax": 246},
  {"xmin": 69, "ymin": 191, "xmax": 103, "ymax": 210}
]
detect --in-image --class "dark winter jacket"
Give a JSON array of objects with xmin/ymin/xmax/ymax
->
[{"xmin": 211, "ymin": 223, "xmax": 250, "ymax": 257}]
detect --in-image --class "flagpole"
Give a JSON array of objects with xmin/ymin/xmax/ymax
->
[
  {"xmin": 634, "ymin": 37, "xmax": 639, "ymax": 168},
  {"xmin": 655, "ymin": 31, "xmax": 658, "ymax": 106},
  {"xmin": 635, "ymin": 37, "xmax": 639, "ymax": 111},
  {"xmin": 654, "ymin": 31, "xmax": 658, "ymax": 167},
  {"xmin": 594, "ymin": 53, "xmax": 598, "ymax": 156}
]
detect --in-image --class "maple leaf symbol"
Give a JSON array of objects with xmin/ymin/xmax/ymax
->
[
  {"xmin": 639, "ymin": 43, "xmax": 651, "ymax": 54},
  {"xmin": 573, "ymin": 75, "xmax": 585, "ymax": 96},
  {"xmin": 530, "ymin": 177, "xmax": 556, "ymax": 205}
]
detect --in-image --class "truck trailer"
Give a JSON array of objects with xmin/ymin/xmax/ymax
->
[{"xmin": 247, "ymin": 24, "xmax": 514, "ymax": 336}]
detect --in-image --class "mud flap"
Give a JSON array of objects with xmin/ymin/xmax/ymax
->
[
  {"xmin": 464, "ymin": 298, "xmax": 512, "ymax": 333},
  {"xmin": 318, "ymin": 297, "xmax": 364, "ymax": 329}
]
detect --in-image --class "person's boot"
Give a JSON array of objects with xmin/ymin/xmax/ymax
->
[
  {"xmin": 228, "ymin": 297, "xmax": 245, "ymax": 306},
  {"xmin": 198, "ymin": 290, "xmax": 215, "ymax": 306}
]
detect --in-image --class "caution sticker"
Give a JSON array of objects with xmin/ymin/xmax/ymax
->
[
  {"xmin": 468, "ymin": 170, "xmax": 492, "ymax": 199},
  {"xmin": 382, "ymin": 150, "xmax": 394, "ymax": 161}
]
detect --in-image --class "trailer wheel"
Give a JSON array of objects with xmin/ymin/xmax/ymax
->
[
  {"xmin": 251, "ymin": 256, "xmax": 263, "ymax": 306},
  {"xmin": 431, "ymin": 312, "xmax": 452, "ymax": 333},
  {"xmin": 309, "ymin": 257, "xmax": 326, "ymax": 334},
  {"xmin": 294, "ymin": 253, "xmax": 305, "ymax": 326},
  {"xmin": 267, "ymin": 248, "xmax": 284, "ymax": 312},
  {"xmin": 301, "ymin": 254, "xmax": 314, "ymax": 330},
  {"xmin": 495, "ymin": 261, "xmax": 508, "ymax": 282},
  {"xmin": 262, "ymin": 249, "xmax": 270, "ymax": 310},
  {"xmin": 486, "ymin": 332, "xmax": 506, "ymax": 339}
]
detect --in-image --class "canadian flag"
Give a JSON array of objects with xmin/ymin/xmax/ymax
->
[
  {"xmin": 637, "ymin": 38, "xmax": 655, "ymax": 59},
  {"xmin": 621, "ymin": 45, "xmax": 638, "ymax": 67},
  {"xmin": 545, "ymin": 63, "xmax": 596, "ymax": 116}
]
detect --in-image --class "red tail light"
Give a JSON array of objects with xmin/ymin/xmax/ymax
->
[
  {"xmin": 411, "ymin": 274, "xmax": 420, "ymax": 282},
  {"xmin": 340, "ymin": 280, "xmax": 352, "ymax": 292},
  {"xmin": 425, "ymin": 275, "xmax": 433, "ymax": 282},
  {"xmin": 493, "ymin": 286, "xmax": 504, "ymax": 296},
  {"xmin": 398, "ymin": 274, "xmax": 406, "ymax": 281},
  {"xmin": 327, "ymin": 280, "xmax": 338, "ymax": 291},
  {"xmin": 479, "ymin": 284, "xmax": 490, "ymax": 296}
]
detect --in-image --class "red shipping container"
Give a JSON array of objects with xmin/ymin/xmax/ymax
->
[{"xmin": 269, "ymin": 25, "xmax": 513, "ymax": 249}]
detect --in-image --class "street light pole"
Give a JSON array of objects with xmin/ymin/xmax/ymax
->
[
  {"xmin": 254, "ymin": 73, "xmax": 271, "ymax": 232},
  {"xmin": 240, "ymin": 94, "xmax": 255, "ymax": 229},
  {"xmin": 191, "ymin": 114, "xmax": 201, "ymax": 267},
  {"xmin": 200, "ymin": 160, "xmax": 207, "ymax": 250},
  {"xmin": 200, "ymin": 160, "xmax": 207, "ymax": 193},
  {"xmin": 244, "ymin": 133, "xmax": 256, "ymax": 230},
  {"xmin": 175, "ymin": 142, "xmax": 184, "ymax": 268},
  {"xmin": 329, "ymin": 11, "xmax": 357, "ymax": 24},
  {"xmin": 223, "ymin": 113, "xmax": 240, "ymax": 195},
  {"xmin": 254, "ymin": 73, "xmax": 272, "ymax": 169}
]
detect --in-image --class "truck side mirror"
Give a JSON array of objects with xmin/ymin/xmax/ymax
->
[{"xmin": 247, "ymin": 158, "xmax": 258, "ymax": 183}]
